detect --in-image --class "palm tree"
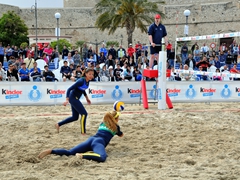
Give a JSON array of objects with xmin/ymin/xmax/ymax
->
[{"xmin": 95, "ymin": 0, "xmax": 165, "ymax": 45}]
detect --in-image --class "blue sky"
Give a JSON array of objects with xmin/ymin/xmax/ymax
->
[{"xmin": 0, "ymin": 0, "xmax": 63, "ymax": 8}]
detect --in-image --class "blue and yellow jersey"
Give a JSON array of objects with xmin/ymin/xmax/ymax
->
[{"xmin": 66, "ymin": 77, "xmax": 89, "ymax": 99}]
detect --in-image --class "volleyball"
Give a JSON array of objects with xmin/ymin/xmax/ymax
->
[{"xmin": 113, "ymin": 101, "xmax": 125, "ymax": 112}]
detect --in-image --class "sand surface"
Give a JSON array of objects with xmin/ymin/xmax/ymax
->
[{"xmin": 0, "ymin": 102, "xmax": 240, "ymax": 180}]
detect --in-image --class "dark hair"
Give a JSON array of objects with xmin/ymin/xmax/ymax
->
[
  {"xmin": 63, "ymin": 60, "xmax": 68, "ymax": 64},
  {"xmin": 82, "ymin": 68, "xmax": 94, "ymax": 77}
]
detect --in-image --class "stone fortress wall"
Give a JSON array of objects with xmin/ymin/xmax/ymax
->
[{"xmin": 0, "ymin": 0, "xmax": 239, "ymax": 49}]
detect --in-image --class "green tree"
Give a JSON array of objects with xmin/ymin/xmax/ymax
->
[
  {"xmin": 0, "ymin": 11, "xmax": 28, "ymax": 46},
  {"xmin": 75, "ymin": 40, "xmax": 85, "ymax": 56},
  {"xmin": 50, "ymin": 39, "xmax": 72, "ymax": 53},
  {"xmin": 106, "ymin": 41, "xmax": 119, "ymax": 48},
  {"xmin": 95, "ymin": 0, "xmax": 165, "ymax": 45},
  {"xmin": 20, "ymin": 42, "xmax": 28, "ymax": 48}
]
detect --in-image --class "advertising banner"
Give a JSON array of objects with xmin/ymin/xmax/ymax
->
[{"xmin": 0, "ymin": 81, "xmax": 240, "ymax": 106}]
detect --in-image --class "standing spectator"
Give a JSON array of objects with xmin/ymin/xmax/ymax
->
[
  {"xmin": 225, "ymin": 51, "xmax": 233, "ymax": 71},
  {"xmin": 92, "ymin": 50, "xmax": 99, "ymax": 64},
  {"xmin": 232, "ymin": 44, "xmax": 239, "ymax": 64},
  {"xmin": 193, "ymin": 45, "xmax": 201, "ymax": 63},
  {"xmin": 201, "ymin": 43, "xmax": 209, "ymax": 56},
  {"xmin": 191, "ymin": 42, "xmax": 198, "ymax": 54},
  {"xmin": 82, "ymin": 43, "xmax": 88, "ymax": 65},
  {"xmin": 0, "ymin": 43, "xmax": 4, "ymax": 65},
  {"xmin": 219, "ymin": 50, "xmax": 226, "ymax": 67},
  {"xmin": 166, "ymin": 41, "xmax": 172, "ymax": 58},
  {"xmin": 18, "ymin": 46, "xmax": 24, "ymax": 58},
  {"xmin": 24, "ymin": 54, "xmax": 35, "ymax": 69},
  {"xmin": 148, "ymin": 14, "xmax": 168, "ymax": 69},
  {"xmin": 135, "ymin": 47, "xmax": 142, "ymax": 61},
  {"xmin": 70, "ymin": 46, "xmax": 76, "ymax": 57},
  {"xmin": 108, "ymin": 44, "xmax": 117, "ymax": 60},
  {"xmin": 5, "ymin": 45, "xmax": 13, "ymax": 61},
  {"xmin": 43, "ymin": 44, "xmax": 53, "ymax": 61},
  {"xmin": 167, "ymin": 48, "xmax": 175, "ymax": 68},
  {"xmin": 127, "ymin": 44, "xmax": 135, "ymax": 59},
  {"xmin": 141, "ymin": 43, "xmax": 148, "ymax": 57},
  {"xmin": 117, "ymin": 45, "xmax": 126, "ymax": 59},
  {"xmin": 18, "ymin": 63, "xmax": 30, "ymax": 81},
  {"xmin": 196, "ymin": 56, "xmax": 210, "ymax": 71},
  {"xmin": 0, "ymin": 62, "xmax": 6, "ymax": 81},
  {"xmin": 51, "ymin": 48, "xmax": 60, "ymax": 69},
  {"xmin": 181, "ymin": 42, "xmax": 188, "ymax": 65},
  {"xmin": 12, "ymin": 46, "xmax": 19, "ymax": 59},
  {"xmin": 87, "ymin": 45, "xmax": 93, "ymax": 58},
  {"xmin": 135, "ymin": 41, "xmax": 142, "ymax": 52},
  {"xmin": 99, "ymin": 43, "xmax": 108, "ymax": 58},
  {"xmin": 62, "ymin": 45, "xmax": 69, "ymax": 60},
  {"xmin": 73, "ymin": 50, "xmax": 81, "ymax": 68}
]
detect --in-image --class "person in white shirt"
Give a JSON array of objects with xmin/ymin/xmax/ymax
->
[{"xmin": 201, "ymin": 43, "xmax": 209, "ymax": 56}]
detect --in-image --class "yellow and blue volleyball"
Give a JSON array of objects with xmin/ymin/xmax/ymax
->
[{"xmin": 113, "ymin": 101, "xmax": 125, "ymax": 112}]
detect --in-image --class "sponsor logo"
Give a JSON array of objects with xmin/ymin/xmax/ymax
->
[
  {"xmin": 235, "ymin": 87, "xmax": 240, "ymax": 96},
  {"xmin": 200, "ymin": 87, "xmax": 216, "ymax": 96},
  {"xmin": 47, "ymin": 88, "xmax": 66, "ymax": 99},
  {"xmin": 111, "ymin": 85, "xmax": 123, "ymax": 100},
  {"xmin": 167, "ymin": 88, "xmax": 181, "ymax": 97},
  {"xmin": 185, "ymin": 84, "xmax": 197, "ymax": 99},
  {"xmin": 127, "ymin": 88, "xmax": 141, "ymax": 98},
  {"xmin": 220, "ymin": 85, "xmax": 231, "ymax": 99},
  {"xmin": 2, "ymin": 89, "xmax": 22, "ymax": 99},
  {"xmin": 28, "ymin": 85, "xmax": 42, "ymax": 102},
  {"xmin": 88, "ymin": 88, "xmax": 106, "ymax": 98}
]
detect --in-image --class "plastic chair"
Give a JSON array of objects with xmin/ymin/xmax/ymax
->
[
  {"xmin": 52, "ymin": 69, "xmax": 62, "ymax": 81},
  {"xmin": 36, "ymin": 59, "xmax": 47, "ymax": 71}
]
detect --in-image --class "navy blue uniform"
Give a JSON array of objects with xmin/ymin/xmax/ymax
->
[
  {"xmin": 51, "ymin": 122, "xmax": 123, "ymax": 162},
  {"xmin": 148, "ymin": 23, "xmax": 167, "ymax": 54},
  {"xmin": 58, "ymin": 77, "xmax": 89, "ymax": 134}
]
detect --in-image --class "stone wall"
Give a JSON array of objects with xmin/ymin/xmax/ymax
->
[{"xmin": 0, "ymin": 1, "xmax": 240, "ymax": 50}]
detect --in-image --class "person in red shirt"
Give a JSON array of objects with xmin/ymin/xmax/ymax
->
[
  {"xmin": 135, "ymin": 41, "xmax": 142, "ymax": 52},
  {"xmin": 166, "ymin": 41, "xmax": 172, "ymax": 57},
  {"xmin": 230, "ymin": 63, "xmax": 240, "ymax": 80},
  {"xmin": 127, "ymin": 44, "xmax": 135, "ymax": 59}
]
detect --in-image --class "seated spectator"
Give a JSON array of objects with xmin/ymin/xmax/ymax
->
[
  {"xmin": 123, "ymin": 66, "xmax": 133, "ymax": 81},
  {"xmin": 29, "ymin": 62, "xmax": 41, "ymax": 73},
  {"xmin": 87, "ymin": 54, "xmax": 96, "ymax": 65},
  {"xmin": 196, "ymin": 56, "xmax": 210, "ymax": 71},
  {"xmin": 221, "ymin": 65, "xmax": 231, "ymax": 81},
  {"xmin": 114, "ymin": 64, "xmax": 123, "ymax": 81},
  {"xmin": 66, "ymin": 52, "xmax": 74, "ymax": 66},
  {"xmin": 42, "ymin": 65, "xmax": 58, "ymax": 82},
  {"xmin": 98, "ymin": 52, "xmax": 107, "ymax": 64},
  {"xmin": 60, "ymin": 60, "xmax": 73, "ymax": 82},
  {"xmin": 0, "ymin": 62, "xmax": 6, "ymax": 81},
  {"xmin": 7, "ymin": 64, "xmax": 19, "ymax": 81},
  {"xmin": 137, "ymin": 62, "xmax": 144, "ymax": 74},
  {"xmin": 213, "ymin": 68, "xmax": 222, "ymax": 81},
  {"xmin": 180, "ymin": 64, "xmax": 194, "ymax": 81},
  {"xmin": 208, "ymin": 63, "xmax": 217, "ymax": 72},
  {"xmin": 197, "ymin": 66, "xmax": 209, "ymax": 81},
  {"xmin": 8, "ymin": 56, "xmax": 15, "ymax": 66},
  {"xmin": 42, "ymin": 53, "xmax": 49, "ymax": 64},
  {"xmin": 214, "ymin": 56, "xmax": 221, "ymax": 69},
  {"xmin": 72, "ymin": 65, "xmax": 83, "ymax": 81},
  {"xmin": 108, "ymin": 66, "xmax": 115, "ymax": 82},
  {"xmin": 18, "ymin": 62, "xmax": 30, "ymax": 81},
  {"xmin": 30, "ymin": 67, "xmax": 43, "ymax": 82},
  {"xmin": 88, "ymin": 63, "xmax": 99, "ymax": 81},
  {"xmin": 99, "ymin": 65, "xmax": 110, "ymax": 81},
  {"xmin": 105, "ymin": 54, "xmax": 115, "ymax": 69},
  {"xmin": 14, "ymin": 58, "xmax": 21, "ymax": 70},
  {"xmin": 132, "ymin": 66, "xmax": 142, "ymax": 81},
  {"xmin": 230, "ymin": 63, "xmax": 240, "ymax": 81},
  {"xmin": 127, "ymin": 56, "xmax": 136, "ymax": 67},
  {"xmin": 69, "ymin": 64, "xmax": 75, "ymax": 72},
  {"xmin": 185, "ymin": 54, "xmax": 196, "ymax": 70}
]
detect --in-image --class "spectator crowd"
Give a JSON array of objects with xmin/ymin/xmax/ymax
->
[{"xmin": 0, "ymin": 39, "xmax": 240, "ymax": 82}]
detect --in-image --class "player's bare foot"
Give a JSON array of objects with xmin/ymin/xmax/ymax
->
[
  {"xmin": 55, "ymin": 123, "xmax": 60, "ymax": 133},
  {"xmin": 38, "ymin": 149, "xmax": 52, "ymax": 159},
  {"xmin": 76, "ymin": 153, "xmax": 83, "ymax": 158}
]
